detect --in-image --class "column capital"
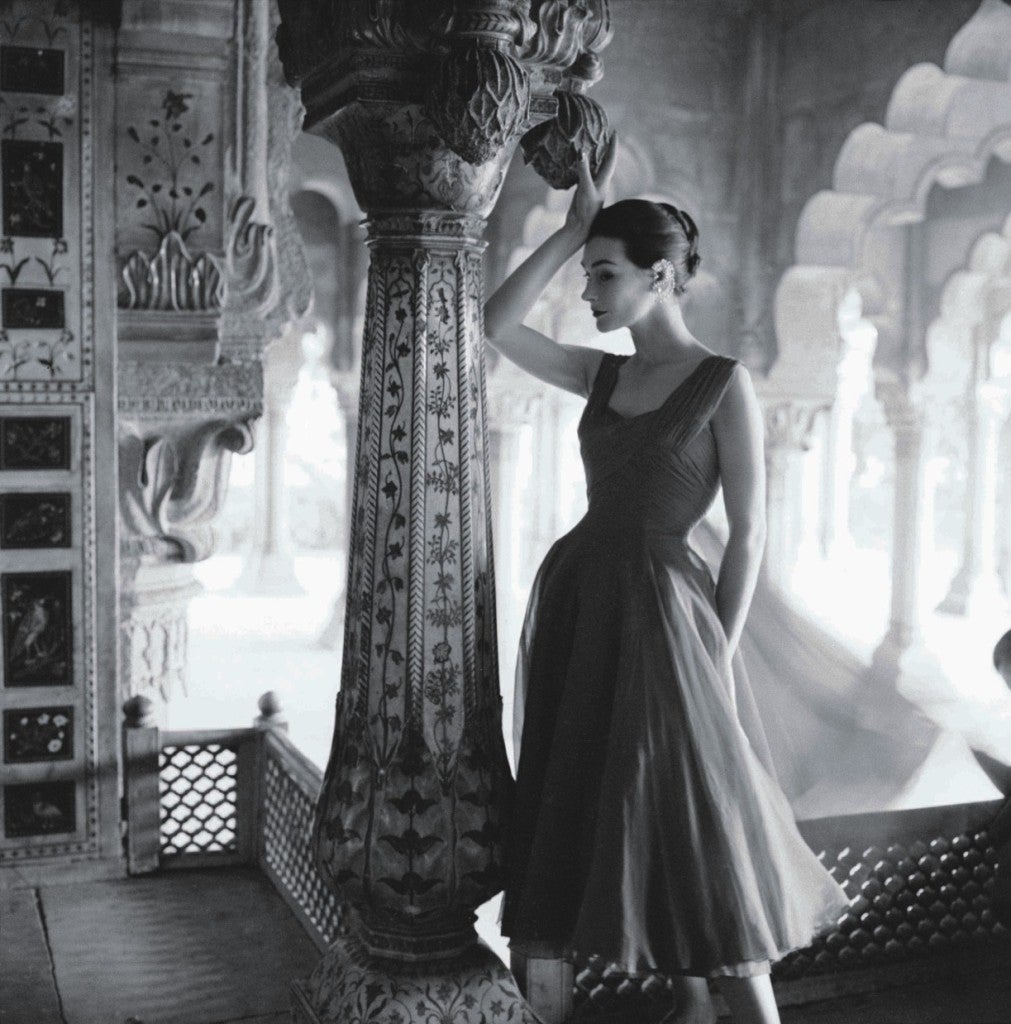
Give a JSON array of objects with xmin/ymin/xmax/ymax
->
[
  {"xmin": 276, "ymin": 0, "xmax": 614, "ymax": 215},
  {"xmin": 761, "ymin": 398, "xmax": 824, "ymax": 453}
]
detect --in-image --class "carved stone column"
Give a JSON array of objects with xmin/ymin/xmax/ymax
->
[
  {"xmin": 115, "ymin": 1, "xmax": 311, "ymax": 712},
  {"xmin": 318, "ymin": 366, "xmax": 361, "ymax": 650},
  {"xmin": 486, "ymin": 365, "xmax": 542, "ymax": 739},
  {"xmin": 238, "ymin": 326, "xmax": 304, "ymax": 594},
  {"xmin": 275, "ymin": 3, "xmax": 612, "ymax": 1022},
  {"xmin": 868, "ymin": 380, "xmax": 939, "ymax": 688},
  {"xmin": 822, "ymin": 330, "xmax": 874, "ymax": 559},
  {"xmin": 938, "ymin": 330, "xmax": 1010, "ymax": 617},
  {"xmin": 762, "ymin": 400, "xmax": 822, "ymax": 591}
]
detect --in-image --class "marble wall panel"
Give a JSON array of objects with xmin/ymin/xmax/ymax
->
[
  {"xmin": 1, "ymin": 288, "xmax": 65, "ymax": 329},
  {"xmin": 0, "ymin": 492, "xmax": 72, "ymax": 549},
  {"xmin": 3, "ymin": 780, "xmax": 75, "ymax": 837},
  {"xmin": 1, "ymin": 140, "xmax": 63, "ymax": 238},
  {"xmin": 3, "ymin": 706, "xmax": 73, "ymax": 763},
  {"xmin": 1, "ymin": 570, "xmax": 73, "ymax": 687},
  {"xmin": 0, "ymin": 415, "xmax": 71, "ymax": 470},
  {"xmin": 0, "ymin": 45, "xmax": 65, "ymax": 95}
]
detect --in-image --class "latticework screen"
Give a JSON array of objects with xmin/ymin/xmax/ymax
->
[
  {"xmin": 160, "ymin": 742, "xmax": 239, "ymax": 858},
  {"xmin": 571, "ymin": 809, "xmax": 1010, "ymax": 1017},
  {"xmin": 260, "ymin": 733, "xmax": 343, "ymax": 947}
]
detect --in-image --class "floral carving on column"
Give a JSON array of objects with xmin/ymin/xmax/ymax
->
[{"xmin": 275, "ymin": 1, "xmax": 611, "ymax": 1022}]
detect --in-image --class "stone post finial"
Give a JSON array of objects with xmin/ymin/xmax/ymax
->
[
  {"xmin": 255, "ymin": 690, "xmax": 289, "ymax": 731},
  {"xmin": 123, "ymin": 695, "xmax": 156, "ymax": 729}
]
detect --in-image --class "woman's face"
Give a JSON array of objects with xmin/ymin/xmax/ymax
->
[{"xmin": 580, "ymin": 236, "xmax": 655, "ymax": 333}]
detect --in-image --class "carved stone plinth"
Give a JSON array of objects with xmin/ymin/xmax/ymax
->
[
  {"xmin": 275, "ymin": 1, "xmax": 612, "ymax": 1021},
  {"xmin": 291, "ymin": 935, "xmax": 535, "ymax": 1024},
  {"xmin": 120, "ymin": 561, "xmax": 201, "ymax": 717}
]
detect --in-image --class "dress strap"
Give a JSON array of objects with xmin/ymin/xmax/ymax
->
[
  {"xmin": 660, "ymin": 355, "xmax": 739, "ymax": 449},
  {"xmin": 585, "ymin": 352, "xmax": 624, "ymax": 413}
]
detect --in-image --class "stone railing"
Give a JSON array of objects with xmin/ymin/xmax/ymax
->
[
  {"xmin": 122, "ymin": 692, "xmax": 340, "ymax": 949},
  {"xmin": 121, "ymin": 694, "xmax": 1011, "ymax": 1014}
]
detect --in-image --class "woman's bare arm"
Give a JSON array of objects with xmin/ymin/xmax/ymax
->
[
  {"xmin": 484, "ymin": 225, "xmax": 598, "ymax": 395},
  {"xmin": 710, "ymin": 365, "xmax": 767, "ymax": 655},
  {"xmin": 484, "ymin": 140, "xmax": 616, "ymax": 397}
]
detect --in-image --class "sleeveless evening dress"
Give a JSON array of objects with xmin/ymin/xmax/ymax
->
[{"xmin": 501, "ymin": 352, "xmax": 850, "ymax": 978}]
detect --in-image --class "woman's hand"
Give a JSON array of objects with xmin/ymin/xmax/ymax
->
[{"xmin": 563, "ymin": 134, "xmax": 618, "ymax": 241}]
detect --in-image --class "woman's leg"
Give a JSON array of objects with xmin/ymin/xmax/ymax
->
[
  {"xmin": 713, "ymin": 974, "xmax": 781, "ymax": 1024},
  {"xmin": 662, "ymin": 975, "xmax": 717, "ymax": 1024}
]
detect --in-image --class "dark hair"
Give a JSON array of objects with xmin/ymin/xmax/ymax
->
[{"xmin": 587, "ymin": 199, "xmax": 701, "ymax": 295}]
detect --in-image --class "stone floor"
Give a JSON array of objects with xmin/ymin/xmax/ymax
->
[
  {"xmin": 0, "ymin": 867, "xmax": 317, "ymax": 1024},
  {"xmin": 3, "ymin": 862, "xmax": 1010, "ymax": 1024}
]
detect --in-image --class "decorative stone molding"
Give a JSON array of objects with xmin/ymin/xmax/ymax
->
[
  {"xmin": 119, "ymin": 562, "xmax": 200, "ymax": 708},
  {"xmin": 118, "ymin": 361, "xmax": 263, "ymax": 418},
  {"xmin": 120, "ymin": 232, "xmax": 225, "ymax": 312},
  {"xmin": 119, "ymin": 414, "xmax": 255, "ymax": 564}
]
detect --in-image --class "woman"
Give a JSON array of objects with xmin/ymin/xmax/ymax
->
[{"xmin": 483, "ymin": 142, "xmax": 849, "ymax": 1024}]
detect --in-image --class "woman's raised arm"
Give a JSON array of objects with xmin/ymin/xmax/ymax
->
[{"xmin": 483, "ymin": 141, "xmax": 616, "ymax": 397}]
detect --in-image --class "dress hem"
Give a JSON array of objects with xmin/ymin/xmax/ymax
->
[{"xmin": 509, "ymin": 908, "xmax": 846, "ymax": 981}]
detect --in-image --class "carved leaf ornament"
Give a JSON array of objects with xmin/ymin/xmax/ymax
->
[
  {"xmin": 426, "ymin": 43, "xmax": 531, "ymax": 166},
  {"xmin": 520, "ymin": 90, "xmax": 612, "ymax": 188}
]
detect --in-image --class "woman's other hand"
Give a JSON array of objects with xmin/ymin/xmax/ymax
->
[{"xmin": 563, "ymin": 134, "xmax": 618, "ymax": 241}]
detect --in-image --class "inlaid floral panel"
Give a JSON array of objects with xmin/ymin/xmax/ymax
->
[
  {"xmin": 0, "ymin": 415, "xmax": 71, "ymax": 469},
  {"xmin": 1, "ymin": 570, "xmax": 73, "ymax": 687},
  {"xmin": 0, "ymin": 2, "xmax": 83, "ymax": 382},
  {"xmin": 3, "ymin": 705, "xmax": 73, "ymax": 763},
  {"xmin": 0, "ymin": 45, "xmax": 65, "ymax": 95},
  {"xmin": 0, "ymin": 491, "xmax": 71, "ymax": 548},
  {"xmin": 3, "ymin": 779, "xmax": 75, "ymax": 837}
]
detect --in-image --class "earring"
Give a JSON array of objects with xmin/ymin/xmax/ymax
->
[{"xmin": 650, "ymin": 258, "xmax": 677, "ymax": 300}]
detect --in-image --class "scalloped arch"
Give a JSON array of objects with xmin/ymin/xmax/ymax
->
[{"xmin": 772, "ymin": 0, "xmax": 1011, "ymax": 403}]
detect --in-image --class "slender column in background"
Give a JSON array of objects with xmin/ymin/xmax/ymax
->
[
  {"xmin": 821, "ymin": 332, "xmax": 874, "ymax": 559},
  {"xmin": 869, "ymin": 381, "xmax": 935, "ymax": 687},
  {"xmin": 238, "ymin": 327, "xmax": 304, "ymax": 594},
  {"xmin": 939, "ymin": 328, "xmax": 1009, "ymax": 617},
  {"xmin": 762, "ymin": 401, "xmax": 820, "ymax": 591}
]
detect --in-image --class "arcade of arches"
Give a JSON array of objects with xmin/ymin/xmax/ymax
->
[{"xmin": 2, "ymin": 1, "xmax": 1011, "ymax": 1022}]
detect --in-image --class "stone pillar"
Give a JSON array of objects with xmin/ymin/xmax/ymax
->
[
  {"xmin": 734, "ymin": 0, "xmax": 781, "ymax": 371},
  {"xmin": 275, "ymin": 3, "xmax": 612, "ymax": 1022},
  {"xmin": 821, "ymin": 330, "xmax": 874, "ymax": 559},
  {"xmin": 938, "ymin": 332, "xmax": 1010, "ymax": 617},
  {"xmin": 317, "ymin": 363, "xmax": 361, "ymax": 650},
  {"xmin": 238, "ymin": 326, "xmax": 304, "ymax": 594},
  {"xmin": 486, "ymin": 369, "xmax": 541, "ymax": 736},
  {"xmin": 868, "ymin": 381, "xmax": 938, "ymax": 687},
  {"xmin": 1000, "ymin": 414, "xmax": 1011, "ymax": 595},
  {"xmin": 762, "ymin": 400, "xmax": 821, "ymax": 591},
  {"xmin": 115, "ymin": 0, "xmax": 311, "ymax": 714}
]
